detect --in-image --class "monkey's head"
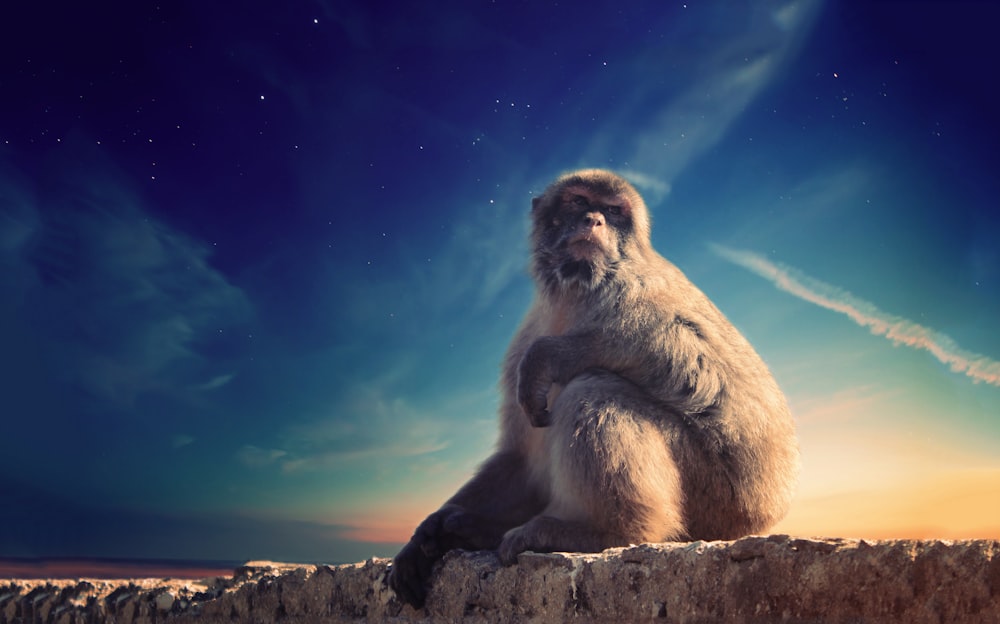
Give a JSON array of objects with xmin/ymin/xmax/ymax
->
[{"xmin": 530, "ymin": 169, "xmax": 651, "ymax": 292}]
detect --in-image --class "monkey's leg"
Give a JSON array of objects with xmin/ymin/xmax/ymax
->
[
  {"xmin": 390, "ymin": 449, "xmax": 544, "ymax": 606},
  {"xmin": 442, "ymin": 449, "xmax": 548, "ymax": 548},
  {"xmin": 499, "ymin": 370, "xmax": 685, "ymax": 564}
]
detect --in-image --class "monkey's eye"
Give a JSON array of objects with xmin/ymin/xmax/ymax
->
[
  {"xmin": 571, "ymin": 196, "xmax": 588, "ymax": 207},
  {"xmin": 606, "ymin": 205, "xmax": 622, "ymax": 216}
]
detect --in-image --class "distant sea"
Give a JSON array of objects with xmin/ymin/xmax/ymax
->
[{"xmin": 0, "ymin": 557, "xmax": 244, "ymax": 580}]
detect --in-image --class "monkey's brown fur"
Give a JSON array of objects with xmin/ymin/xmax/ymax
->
[{"xmin": 389, "ymin": 169, "xmax": 799, "ymax": 607}]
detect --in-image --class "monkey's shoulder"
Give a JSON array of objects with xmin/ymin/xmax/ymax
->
[{"xmin": 613, "ymin": 268, "xmax": 720, "ymax": 329}]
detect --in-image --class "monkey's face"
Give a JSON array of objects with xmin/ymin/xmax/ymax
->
[{"xmin": 531, "ymin": 185, "xmax": 638, "ymax": 290}]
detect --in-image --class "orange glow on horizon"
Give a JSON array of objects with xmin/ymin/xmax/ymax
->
[
  {"xmin": 343, "ymin": 467, "xmax": 1000, "ymax": 545},
  {"xmin": 334, "ymin": 503, "xmax": 431, "ymax": 544},
  {"xmin": 774, "ymin": 467, "xmax": 1000, "ymax": 540}
]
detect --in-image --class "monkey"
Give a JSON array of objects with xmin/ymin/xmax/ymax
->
[{"xmin": 388, "ymin": 169, "xmax": 799, "ymax": 608}]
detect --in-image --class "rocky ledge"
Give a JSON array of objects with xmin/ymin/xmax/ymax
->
[{"xmin": 2, "ymin": 536, "xmax": 998, "ymax": 623}]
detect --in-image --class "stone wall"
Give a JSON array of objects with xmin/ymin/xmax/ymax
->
[{"xmin": 2, "ymin": 536, "xmax": 998, "ymax": 623}]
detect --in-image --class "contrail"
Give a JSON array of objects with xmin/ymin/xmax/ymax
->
[{"xmin": 710, "ymin": 244, "xmax": 1000, "ymax": 387}]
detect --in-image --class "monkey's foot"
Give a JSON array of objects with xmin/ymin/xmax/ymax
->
[{"xmin": 499, "ymin": 515, "xmax": 625, "ymax": 565}]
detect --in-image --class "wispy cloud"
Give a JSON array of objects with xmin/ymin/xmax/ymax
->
[
  {"xmin": 711, "ymin": 244, "xmax": 1000, "ymax": 387},
  {"xmin": 1, "ymin": 161, "xmax": 253, "ymax": 409},
  {"xmin": 620, "ymin": 0, "xmax": 822, "ymax": 205},
  {"xmin": 237, "ymin": 380, "xmax": 496, "ymax": 475},
  {"xmin": 237, "ymin": 445, "xmax": 289, "ymax": 468},
  {"xmin": 171, "ymin": 434, "xmax": 196, "ymax": 449},
  {"xmin": 198, "ymin": 373, "xmax": 238, "ymax": 391}
]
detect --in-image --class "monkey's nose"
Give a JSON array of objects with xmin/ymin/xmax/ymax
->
[{"xmin": 583, "ymin": 212, "xmax": 605, "ymax": 227}]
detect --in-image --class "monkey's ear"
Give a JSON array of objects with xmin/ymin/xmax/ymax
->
[{"xmin": 531, "ymin": 196, "xmax": 542, "ymax": 212}]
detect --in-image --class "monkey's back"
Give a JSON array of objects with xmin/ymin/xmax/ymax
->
[{"xmin": 640, "ymin": 254, "xmax": 799, "ymax": 538}]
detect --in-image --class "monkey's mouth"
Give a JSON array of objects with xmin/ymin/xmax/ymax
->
[
  {"xmin": 567, "ymin": 230, "xmax": 600, "ymax": 245},
  {"xmin": 565, "ymin": 237, "xmax": 603, "ymax": 261}
]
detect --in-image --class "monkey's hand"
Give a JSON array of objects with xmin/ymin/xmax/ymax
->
[
  {"xmin": 517, "ymin": 340, "xmax": 556, "ymax": 427},
  {"xmin": 388, "ymin": 505, "xmax": 459, "ymax": 608},
  {"xmin": 388, "ymin": 504, "xmax": 504, "ymax": 608},
  {"xmin": 388, "ymin": 537, "xmax": 434, "ymax": 609}
]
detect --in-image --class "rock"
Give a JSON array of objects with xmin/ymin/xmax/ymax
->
[
  {"xmin": 154, "ymin": 589, "xmax": 175, "ymax": 612},
  {"xmin": 1, "ymin": 536, "xmax": 998, "ymax": 623}
]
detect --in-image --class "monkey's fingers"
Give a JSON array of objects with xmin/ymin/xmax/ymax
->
[
  {"xmin": 497, "ymin": 527, "xmax": 529, "ymax": 566},
  {"xmin": 390, "ymin": 568, "xmax": 427, "ymax": 608},
  {"xmin": 388, "ymin": 544, "xmax": 431, "ymax": 608},
  {"xmin": 520, "ymin": 394, "xmax": 552, "ymax": 427},
  {"xmin": 527, "ymin": 405, "xmax": 552, "ymax": 427},
  {"xmin": 517, "ymin": 383, "xmax": 552, "ymax": 427}
]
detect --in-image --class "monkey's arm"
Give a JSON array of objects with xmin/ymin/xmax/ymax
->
[
  {"xmin": 442, "ymin": 449, "xmax": 546, "ymax": 539},
  {"xmin": 517, "ymin": 325, "xmax": 724, "ymax": 427},
  {"xmin": 516, "ymin": 333, "xmax": 604, "ymax": 426}
]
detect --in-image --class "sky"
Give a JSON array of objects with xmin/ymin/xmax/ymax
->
[{"xmin": 1, "ymin": 0, "xmax": 998, "ymax": 567}]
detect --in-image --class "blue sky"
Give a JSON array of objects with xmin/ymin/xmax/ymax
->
[{"xmin": 1, "ymin": 0, "xmax": 998, "ymax": 565}]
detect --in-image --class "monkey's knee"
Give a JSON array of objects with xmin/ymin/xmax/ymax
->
[
  {"xmin": 547, "ymin": 370, "xmax": 658, "ymax": 440},
  {"xmin": 544, "ymin": 375, "xmax": 685, "ymax": 541},
  {"xmin": 548, "ymin": 370, "xmax": 639, "ymax": 421}
]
